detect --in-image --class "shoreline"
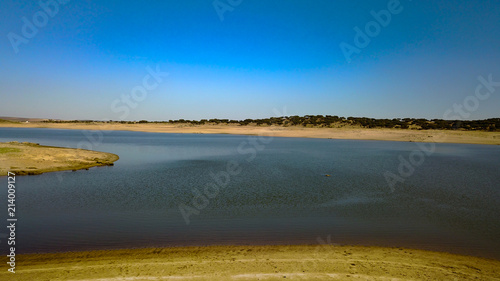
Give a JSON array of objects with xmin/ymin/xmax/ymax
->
[
  {"xmin": 1, "ymin": 123, "xmax": 500, "ymax": 145},
  {"xmin": 0, "ymin": 141, "xmax": 119, "ymax": 176},
  {"xmin": 4, "ymin": 245, "xmax": 499, "ymax": 280}
]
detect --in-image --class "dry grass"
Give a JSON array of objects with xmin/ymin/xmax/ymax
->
[{"xmin": 0, "ymin": 142, "xmax": 119, "ymax": 176}]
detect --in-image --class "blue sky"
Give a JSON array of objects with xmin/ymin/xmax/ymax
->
[{"xmin": 1, "ymin": 0, "xmax": 499, "ymax": 121}]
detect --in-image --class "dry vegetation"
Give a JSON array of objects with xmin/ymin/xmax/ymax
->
[{"xmin": 0, "ymin": 141, "xmax": 119, "ymax": 176}]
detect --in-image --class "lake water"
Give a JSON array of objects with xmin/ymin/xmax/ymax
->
[{"xmin": 0, "ymin": 128, "xmax": 499, "ymax": 259}]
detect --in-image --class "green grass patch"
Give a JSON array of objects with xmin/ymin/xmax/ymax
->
[{"xmin": 0, "ymin": 147, "xmax": 21, "ymax": 154}]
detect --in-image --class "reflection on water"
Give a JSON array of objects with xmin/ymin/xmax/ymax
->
[{"xmin": 0, "ymin": 128, "xmax": 499, "ymax": 259}]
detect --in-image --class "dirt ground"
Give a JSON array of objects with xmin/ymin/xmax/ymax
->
[
  {"xmin": 2, "ymin": 245, "xmax": 499, "ymax": 280},
  {"xmin": 1, "ymin": 122, "xmax": 499, "ymax": 145},
  {"xmin": 0, "ymin": 141, "xmax": 119, "ymax": 176}
]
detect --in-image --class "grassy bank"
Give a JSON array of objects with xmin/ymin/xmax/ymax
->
[{"xmin": 0, "ymin": 142, "xmax": 119, "ymax": 176}]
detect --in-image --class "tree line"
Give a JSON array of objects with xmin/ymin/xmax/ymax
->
[{"xmin": 41, "ymin": 115, "xmax": 500, "ymax": 131}]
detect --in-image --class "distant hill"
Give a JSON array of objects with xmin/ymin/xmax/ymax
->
[{"xmin": 0, "ymin": 116, "xmax": 49, "ymax": 122}]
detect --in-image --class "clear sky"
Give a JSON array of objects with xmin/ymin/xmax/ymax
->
[{"xmin": 1, "ymin": 0, "xmax": 499, "ymax": 121}]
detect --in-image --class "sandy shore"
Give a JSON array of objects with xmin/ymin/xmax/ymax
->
[
  {"xmin": 3, "ymin": 245, "xmax": 499, "ymax": 280},
  {"xmin": 0, "ymin": 141, "xmax": 119, "ymax": 176},
  {"xmin": 2, "ymin": 122, "xmax": 500, "ymax": 145}
]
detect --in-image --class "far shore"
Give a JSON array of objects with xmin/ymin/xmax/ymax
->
[
  {"xmin": 3, "ymin": 245, "xmax": 499, "ymax": 280},
  {"xmin": 0, "ymin": 141, "xmax": 119, "ymax": 176},
  {"xmin": 2, "ymin": 122, "xmax": 500, "ymax": 145}
]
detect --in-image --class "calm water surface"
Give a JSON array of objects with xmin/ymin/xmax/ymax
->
[{"xmin": 0, "ymin": 128, "xmax": 499, "ymax": 259}]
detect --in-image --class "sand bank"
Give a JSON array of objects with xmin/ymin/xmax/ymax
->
[
  {"xmin": 1, "ymin": 122, "xmax": 500, "ymax": 145},
  {"xmin": 0, "ymin": 141, "xmax": 119, "ymax": 176},
  {"xmin": 3, "ymin": 245, "xmax": 499, "ymax": 280}
]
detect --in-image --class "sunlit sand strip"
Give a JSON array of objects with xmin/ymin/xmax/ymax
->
[
  {"xmin": 1, "ymin": 122, "xmax": 499, "ymax": 145},
  {"xmin": 67, "ymin": 277, "xmax": 207, "ymax": 281},
  {"xmin": 16, "ymin": 258, "xmax": 478, "ymax": 273},
  {"xmin": 5, "ymin": 246, "xmax": 500, "ymax": 280}
]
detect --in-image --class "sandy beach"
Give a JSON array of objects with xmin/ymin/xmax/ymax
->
[
  {"xmin": 2, "ymin": 122, "xmax": 500, "ymax": 145},
  {"xmin": 3, "ymin": 245, "xmax": 500, "ymax": 280},
  {"xmin": 0, "ymin": 141, "xmax": 119, "ymax": 176}
]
